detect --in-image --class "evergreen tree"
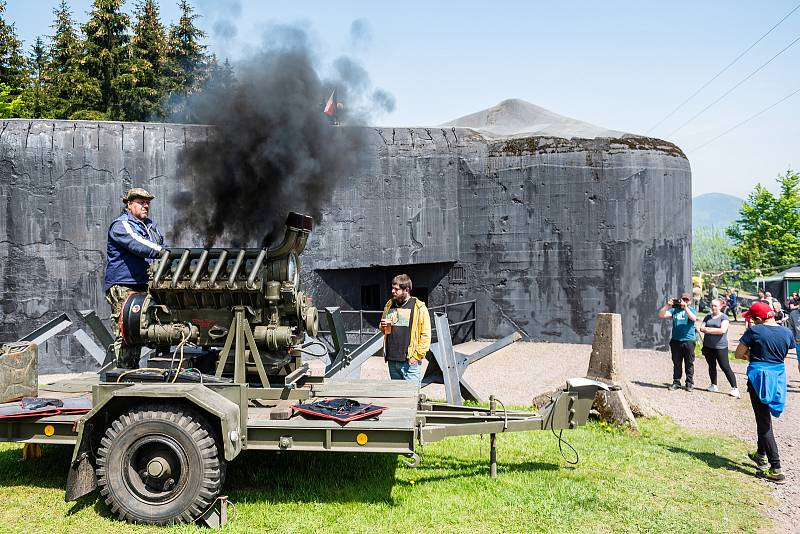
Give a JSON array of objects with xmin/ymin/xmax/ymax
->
[
  {"xmin": 116, "ymin": 0, "xmax": 170, "ymax": 121},
  {"xmin": 47, "ymin": 0, "xmax": 102, "ymax": 119},
  {"xmin": 0, "ymin": 0, "xmax": 27, "ymax": 92},
  {"xmin": 205, "ymin": 55, "xmax": 236, "ymax": 94},
  {"xmin": 22, "ymin": 36, "xmax": 50, "ymax": 118},
  {"xmin": 81, "ymin": 0, "xmax": 130, "ymax": 119},
  {"xmin": 166, "ymin": 0, "xmax": 208, "ymax": 121}
]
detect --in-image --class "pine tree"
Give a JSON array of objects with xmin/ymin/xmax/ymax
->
[
  {"xmin": 22, "ymin": 36, "xmax": 49, "ymax": 118},
  {"xmin": 205, "ymin": 55, "xmax": 236, "ymax": 95},
  {"xmin": 116, "ymin": 0, "xmax": 169, "ymax": 121},
  {"xmin": 47, "ymin": 0, "xmax": 102, "ymax": 119},
  {"xmin": 81, "ymin": 0, "xmax": 130, "ymax": 119},
  {"xmin": 0, "ymin": 0, "xmax": 28, "ymax": 92},
  {"xmin": 166, "ymin": 0, "xmax": 208, "ymax": 121}
]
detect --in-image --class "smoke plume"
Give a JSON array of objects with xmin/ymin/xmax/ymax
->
[{"xmin": 172, "ymin": 24, "xmax": 393, "ymax": 248}]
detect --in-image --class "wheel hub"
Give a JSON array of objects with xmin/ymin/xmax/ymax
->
[
  {"xmin": 146, "ymin": 457, "xmax": 171, "ymax": 478},
  {"xmin": 123, "ymin": 434, "xmax": 187, "ymax": 504}
]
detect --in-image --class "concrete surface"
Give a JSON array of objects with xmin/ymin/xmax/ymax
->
[{"xmin": 1, "ymin": 109, "xmax": 690, "ymax": 372}]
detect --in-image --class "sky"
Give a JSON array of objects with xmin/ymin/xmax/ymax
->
[{"xmin": 6, "ymin": 0, "xmax": 800, "ymax": 199}]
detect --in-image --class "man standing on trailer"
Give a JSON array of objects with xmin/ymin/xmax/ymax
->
[
  {"xmin": 380, "ymin": 274, "xmax": 431, "ymax": 382},
  {"xmin": 104, "ymin": 188, "xmax": 166, "ymax": 369}
]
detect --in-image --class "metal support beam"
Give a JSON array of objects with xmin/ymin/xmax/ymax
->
[
  {"xmin": 430, "ymin": 312, "xmax": 463, "ymax": 406},
  {"xmin": 18, "ymin": 313, "xmax": 72, "ymax": 345},
  {"xmin": 323, "ymin": 307, "xmax": 349, "ymax": 370},
  {"xmin": 425, "ymin": 320, "xmax": 523, "ymax": 405},
  {"xmin": 214, "ymin": 307, "xmax": 269, "ymax": 388},
  {"xmin": 326, "ymin": 331, "xmax": 384, "ymax": 379}
]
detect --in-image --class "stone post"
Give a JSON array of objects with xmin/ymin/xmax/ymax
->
[{"xmin": 587, "ymin": 313, "xmax": 659, "ymax": 429}]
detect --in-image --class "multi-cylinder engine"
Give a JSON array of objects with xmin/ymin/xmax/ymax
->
[{"xmin": 119, "ymin": 212, "xmax": 319, "ymax": 377}]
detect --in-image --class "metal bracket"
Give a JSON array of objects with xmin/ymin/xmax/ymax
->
[{"xmin": 198, "ymin": 496, "xmax": 228, "ymax": 528}]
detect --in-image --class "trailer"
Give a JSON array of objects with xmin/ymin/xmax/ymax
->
[
  {"xmin": 0, "ymin": 370, "xmax": 605, "ymax": 526},
  {"xmin": 0, "ymin": 213, "xmax": 608, "ymax": 525}
]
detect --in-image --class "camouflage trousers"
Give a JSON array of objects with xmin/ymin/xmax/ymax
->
[{"xmin": 105, "ymin": 284, "xmax": 144, "ymax": 369}]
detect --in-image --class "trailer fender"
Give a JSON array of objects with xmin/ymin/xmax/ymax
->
[{"xmin": 66, "ymin": 384, "xmax": 242, "ymax": 502}]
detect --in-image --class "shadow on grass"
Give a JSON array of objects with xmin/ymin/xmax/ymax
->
[
  {"xmin": 0, "ymin": 444, "xmax": 560, "ymax": 515},
  {"xmin": 224, "ymin": 450, "xmax": 399, "ymax": 505},
  {"xmin": 666, "ymin": 446, "xmax": 754, "ymax": 476},
  {"xmin": 396, "ymin": 455, "xmax": 560, "ymax": 486},
  {"xmin": 0, "ymin": 444, "xmax": 72, "ymax": 490}
]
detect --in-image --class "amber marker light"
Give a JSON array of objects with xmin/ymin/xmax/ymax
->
[
  {"xmin": 356, "ymin": 433, "xmax": 368, "ymax": 446},
  {"xmin": 43, "ymin": 425, "xmax": 55, "ymax": 437}
]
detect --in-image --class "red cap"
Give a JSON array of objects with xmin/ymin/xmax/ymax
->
[{"xmin": 743, "ymin": 301, "xmax": 774, "ymax": 320}]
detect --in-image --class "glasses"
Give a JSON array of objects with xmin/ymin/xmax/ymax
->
[{"xmin": 131, "ymin": 199, "xmax": 151, "ymax": 205}]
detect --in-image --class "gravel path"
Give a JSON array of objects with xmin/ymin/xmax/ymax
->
[{"xmin": 355, "ymin": 337, "xmax": 799, "ymax": 533}]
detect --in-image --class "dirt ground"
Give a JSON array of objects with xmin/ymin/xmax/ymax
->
[{"xmin": 353, "ymin": 336, "xmax": 799, "ymax": 534}]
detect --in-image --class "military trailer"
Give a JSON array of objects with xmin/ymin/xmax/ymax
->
[{"xmin": 0, "ymin": 213, "xmax": 607, "ymax": 526}]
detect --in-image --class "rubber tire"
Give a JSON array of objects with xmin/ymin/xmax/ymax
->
[{"xmin": 95, "ymin": 405, "xmax": 224, "ymax": 525}]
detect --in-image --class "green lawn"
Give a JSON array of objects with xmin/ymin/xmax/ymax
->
[{"xmin": 0, "ymin": 417, "xmax": 770, "ymax": 533}]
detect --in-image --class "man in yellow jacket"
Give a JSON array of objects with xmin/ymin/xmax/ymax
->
[{"xmin": 380, "ymin": 274, "xmax": 431, "ymax": 382}]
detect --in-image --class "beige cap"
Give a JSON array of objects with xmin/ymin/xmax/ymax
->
[{"xmin": 122, "ymin": 188, "xmax": 155, "ymax": 202}]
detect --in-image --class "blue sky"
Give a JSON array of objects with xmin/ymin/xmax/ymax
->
[{"xmin": 7, "ymin": 0, "xmax": 800, "ymax": 199}]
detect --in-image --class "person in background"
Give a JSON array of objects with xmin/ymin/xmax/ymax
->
[
  {"xmin": 758, "ymin": 290, "xmax": 768, "ymax": 303},
  {"xmin": 699, "ymin": 299, "xmax": 739, "ymax": 398},
  {"xmin": 772, "ymin": 301, "xmax": 787, "ymax": 326},
  {"xmin": 765, "ymin": 291, "xmax": 776, "ymax": 304},
  {"xmin": 786, "ymin": 292, "xmax": 800, "ymax": 311},
  {"xmin": 785, "ymin": 304, "xmax": 800, "ymax": 377},
  {"xmin": 708, "ymin": 282, "xmax": 719, "ymax": 303},
  {"xmin": 726, "ymin": 289, "xmax": 739, "ymax": 322},
  {"xmin": 658, "ymin": 292, "xmax": 698, "ymax": 392},
  {"xmin": 737, "ymin": 301, "xmax": 792, "ymax": 484},
  {"xmin": 692, "ymin": 282, "xmax": 702, "ymax": 310}
]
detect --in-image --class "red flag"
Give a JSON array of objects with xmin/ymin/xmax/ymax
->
[{"xmin": 323, "ymin": 89, "xmax": 336, "ymax": 117}]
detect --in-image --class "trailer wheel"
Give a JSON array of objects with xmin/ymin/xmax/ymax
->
[{"xmin": 95, "ymin": 405, "xmax": 224, "ymax": 525}]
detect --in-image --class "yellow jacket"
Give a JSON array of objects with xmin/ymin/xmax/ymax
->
[{"xmin": 382, "ymin": 297, "xmax": 432, "ymax": 362}]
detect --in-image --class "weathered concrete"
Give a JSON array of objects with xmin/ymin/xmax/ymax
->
[
  {"xmin": 586, "ymin": 313, "xmax": 659, "ymax": 428},
  {"xmin": 0, "ymin": 118, "xmax": 691, "ymax": 372}
]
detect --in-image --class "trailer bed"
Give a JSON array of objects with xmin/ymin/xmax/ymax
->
[{"xmin": 4, "ymin": 376, "xmax": 419, "ymax": 454}]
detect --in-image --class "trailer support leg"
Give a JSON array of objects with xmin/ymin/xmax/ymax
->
[
  {"xmin": 489, "ymin": 434, "xmax": 497, "ymax": 478},
  {"xmin": 22, "ymin": 443, "xmax": 42, "ymax": 460}
]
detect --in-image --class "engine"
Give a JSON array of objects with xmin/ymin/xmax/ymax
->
[{"xmin": 119, "ymin": 212, "xmax": 319, "ymax": 378}]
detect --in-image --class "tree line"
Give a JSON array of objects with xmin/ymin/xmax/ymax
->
[
  {"xmin": 0, "ymin": 0, "xmax": 235, "ymax": 122},
  {"xmin": 693, "ymin": 169, "xmax": 800, "ymax": 289}
]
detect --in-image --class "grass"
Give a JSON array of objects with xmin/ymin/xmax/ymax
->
[
  {"xmin": 693, "ymin": 342, "xmax": 743, "ymax": 362},
  {"xmin": 0, "ymin": 417, "xmax": 771, "ymax": 533}
]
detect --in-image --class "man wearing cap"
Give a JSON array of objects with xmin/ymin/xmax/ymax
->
[
  {"xmin": 737, "ymin": 301, "xmax": 793, "ymax": 484},
  {"xmin": 658, "ymin": 292, "xmax": 698, "ymax": 391},
  {"xmin": 104, "ymin": 188, "xmax": 166, "ymax": 369}
]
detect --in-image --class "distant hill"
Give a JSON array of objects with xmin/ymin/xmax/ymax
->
[
  {"xmin": 693, "ymin": 193, "xmax": 743, "ymax": 230},
  {"xmin": 440, "ymin": 98, "xmax": 628, "ymax": 139}
]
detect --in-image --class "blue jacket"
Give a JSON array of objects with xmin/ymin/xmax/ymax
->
[
  {"xmin": 104, "ymin": 212, "xmax": 165, "ymax": 291},
  {"xmin": 747, "ymin": 361, "xmax": 787, "ymax": 417}
]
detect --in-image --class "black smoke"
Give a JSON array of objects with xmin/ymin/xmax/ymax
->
[{"xmin": 172, "ymin": 24, "xmax": 393, "ymax": 248}]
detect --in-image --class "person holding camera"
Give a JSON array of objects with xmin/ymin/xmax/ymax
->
[{"xmin": 658, "ymin": 292, "xmax": 698, "ymax": 391}]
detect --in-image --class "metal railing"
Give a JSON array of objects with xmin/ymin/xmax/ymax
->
[{"xmin": 318, "ymin": 299, "xmax": 477, "ymax": 345}]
